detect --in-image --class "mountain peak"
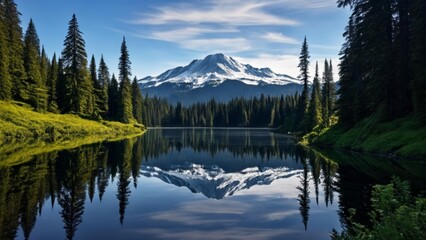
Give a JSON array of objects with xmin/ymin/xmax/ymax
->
[{"xmin": 139, "ymin": 53, "xmax": 298, "ymax": 89}]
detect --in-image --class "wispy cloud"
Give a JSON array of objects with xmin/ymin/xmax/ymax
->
[
  {"xmin": 181, "ymin": 38, "xmax": 252, "ymax": 53},
  {"xmin": 147, "ymin": 27, "xmax": 238, "ymax": 42},
  {"xmin": 235, "ymin": 54, "xmax": 301, "ymax": 78},
  {"xmin": 262, "ymin": 32, "xmax": 299, "ymax": 44},
  {"xmin": 130, "ymin": 1, "xmax": 299, "ymax": 26}
]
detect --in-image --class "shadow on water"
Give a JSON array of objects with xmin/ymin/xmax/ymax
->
[{"xmin": 0, "ymin": 128, "xmax": 425, "ymax": 239}]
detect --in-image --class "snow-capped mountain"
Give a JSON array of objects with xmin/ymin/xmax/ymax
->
[
  {"xmin": 140, "ymin": 163, "xmax": 302, "ymax": 199},
  {"xmin": 138, "ymin": 53, "xmax": 303, "ymax": 104},
  {"xmin": 139, "ymin": 53, "xmax": 298, "ymax": 89}
]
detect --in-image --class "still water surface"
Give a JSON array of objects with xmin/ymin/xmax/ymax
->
[{"xmin": 1, "ymin": 128, "xmax": 425, "ymax": 240}]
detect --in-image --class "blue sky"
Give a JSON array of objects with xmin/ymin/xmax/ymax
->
[{"xmin": 16, "ymin": 0, "xmax": 349, "ymax": 80}]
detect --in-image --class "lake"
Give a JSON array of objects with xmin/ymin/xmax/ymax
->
[{"xmin": 0, "ymin": 128, "xmax": 425, "ymax": 240}]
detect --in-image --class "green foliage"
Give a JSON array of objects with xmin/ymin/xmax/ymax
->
[
  {"xmin": 3, "ymin": 0, "xmax": 26, "ymax": 100},
  {"xmin": 298, "ymin": 36, "xmax": 310, "ymax": 131},
  {"xmin": 331, "ymin": 177, "xmax": 426, "ymax": 240},
  {"xmin": 131, "ymin": 77, "xmax": 143, "ymax": 123},
  {"xmin": 313, "ymin": 114, "xmax": 426, "ymax": 159},
  {"xmin": 0, "ymin": 100, "xmax": 145, "ymax": 166},
  {"xmin": 23, "ymin": 19, "xmax": 48, "ymax": 111},
  {"xmin": 337, "ymin": 0, "xmax": 426, "ymax": 125},
  {"xmin": 322, "ymin": 59, "xmax": 335, "ymax": 127},
  {"xmin": 307, "ymin": 62, "xmax": 323, "ymax": 131},
  {"xmin": 140, "ymin": 93, "xmax": 301, "ymax": 128},
  {"xmin": 61, "ymin": 14, "xmax": 94, "ymax": 116},
  {"xmin": 97, "ymin": 55, "xmax": 110, "ymax": 118},
  {"xmin": 46, "ymin": 53, "xmax": 59, "ymax": 112},
  {"xmin": 0, "ymin": 4, "xmax": 12, "ymax": 100},
  {"xmin": 108, "ymin": 74, "xmax": 120, "ymax": 121},
  {"xmin": 118, "ymin": 38, "xmax": 133, "ymax": 123}
]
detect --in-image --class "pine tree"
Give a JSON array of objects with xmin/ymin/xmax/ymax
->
[
  {"xmin": 131, "ymin": 77, "xmax": 143, "ymax": 123},
  {"xmin": 47, "ymin": 53, "xmax": 59, "ymax": 112},
  {"xmin": 97, "ymin": 55, "xmax": 110, "ymax": 118},
  {"xmin": 61, "ymin": 14, "xmax": 94, "ymax": 115},
  {"xmin": 308, "ymin": 62, "xmax": 322, "ymax": 130},
  {"xmin": 89, "ymin": 55, "xmax": 100, "ymax": 118},
  {"xmin": 3, "ymin": 0, "xmax": 26, "ymax": 100},
  {"xmin": 298, "ymin": 36, "xmax": 310, "ymax": 131},
  {"xmin": 40, "ymin": 46, "xmax": 50, "ymax": 84},
  {"xmin": 56, "ymin": 57, "xmax": 70, "ymax": 112},
  {"xmin": 23, "ymin": 19, "xmax": 47, "ymax": 111},
  {"xmin": 0, "ymin": 3, "xmax": 12, "ymax": 100},
  {"xmin": 324, "ymin": 59, "xmax": 336, "ymax": 125},
  {"xmin": 108, "ymin": 74, "xmax": 119, "ymax": 120},
  {"xmin": 118, "ymin": 37, "xmax": 133, "ymax": 123}
]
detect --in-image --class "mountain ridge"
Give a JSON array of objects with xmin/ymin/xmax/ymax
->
[
  {"xmin": 138, "ymin": 53, "xmax": 303, "ymax": 104},
  {"xmin": 139, "ymin": 53, "xmax": 298, "ymax": 89}
]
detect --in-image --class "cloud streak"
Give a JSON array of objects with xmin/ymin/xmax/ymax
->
[
  {"xmin": 130, "ymin": 1, "xmax": 299, "ymax": 26},
  {"xmin": 262, "ymin": 32, "xmax": 299, "ymax": 44}
]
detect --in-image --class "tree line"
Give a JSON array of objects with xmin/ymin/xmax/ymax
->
[
  {"xmin": 140, "ymin": 93, "xmax": 299, "ymax": 128},
  {"xmin": 0, "ymin": 0, "xmax": 143, "ymax": 124},
  {"xmin": 140, "ymin": 37, "xmax": 336, "ymax": 132},
  {"xmin": 336, "ymin": 0, "xmax": 426, "ymax": 125}
]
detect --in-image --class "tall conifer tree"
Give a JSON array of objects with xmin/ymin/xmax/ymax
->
[
  {"xmin": 47, "ymin": 53, "xmax": 59, "ymax": 112},
  {"xmin": 118, "ymin": 37, "xmax": 133, "ymax": 123},
  {"xmin": 131, "ymin": 77, "xmax": 143, "ymax": 124},
  {"xmin": 97, "ymin": 55, "xmax": 110, "ymax": 118},
  {"xmin": 298, "ymin": 36, "xmax": 310, "ymax": 131},
  {"xmin": 0, "ymin": 2, "xmax": 12, "ymax": 100},
  {"xmin": 3, "ymin": 0, "xmax": 26, "ymax": 100},
  {"xmin": 40, "ymin": 46, "xmax": 49, "ymax": 84},
  {"xmin": 23, "ymin": 19, "xmax": 47, "ymax": 111},
  {"xmin": 108, "ymin": 73, "xmax": 119, "ymax": 120},
  {"xmin": 61, "ymin": 14, "xmax": 94, "ymax": 115},
  {"xmin": 308, "ymin": 62, "xmax": 322, "ymax": 130},
  {"xmin": 89, "ymin": 55, "xmax": 100, "ymax": 118}
]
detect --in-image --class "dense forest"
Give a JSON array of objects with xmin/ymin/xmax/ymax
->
[
  {"xmin": 337, "ymin": 0, "xmax": 426, "ymax": 125},
  {"xmin": 0, "ymin": 0, "xmax": 143, "ymax": 124}
]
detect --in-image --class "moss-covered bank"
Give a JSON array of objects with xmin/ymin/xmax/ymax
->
[
  {"xmin": 0, "ymin": 101, "xmax": 146, "ymax": 166},
  {"xmin": 306, "ymin": 114, "xmax": 426, "ymax": 159}
]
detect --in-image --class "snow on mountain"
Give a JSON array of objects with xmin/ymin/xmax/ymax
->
[
  {"xmin": 139, "ymin": 53, "xmax": 298, "ymax": 89},
  {"xmin": 140, "ymin": 163, "xmax": 302, "ymax": 199}
]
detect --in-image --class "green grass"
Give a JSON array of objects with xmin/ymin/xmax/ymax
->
[
  {"xmin": 0, "ymin": 100, "xmax": 146, "ymax": 166},
  {"xmin": 311, "ymin": 114, "xmax": 426, "ymax": 159}
]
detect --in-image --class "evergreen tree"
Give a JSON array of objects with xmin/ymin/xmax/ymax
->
[
  {"xmin": 89, "ymin": 55, "xmax": 100, "ymax": 118},
  {"xmin": 3, "ymin": 0, "xmax": 26, "ymax": 100},
  {"xmin": 56, "ymin": 57, "xmax": 70, "ymax": 112},
  {"xmin": 108, "ymin": 74, "xmax": 119, "ymax": 120},
  {"xmin": 0, "ymin": 3, "xmax": 12, "ymax": 100},
  {"xmin": 23, "ymin": 19, "xmax": 47, "ymax": 111},
  {"xmin": 321, "ymin": 59, "xmax": 335, "ymax": 126},
  {"xmin": 61, "ymin": 14, "xmax": 94, "ymax": 116},
  {"xmin": 298, "ymin": 36, "xmax": 310, "ymax": 131},
  {"xmin": 118, "ymin": 37, "xmax": 133, "ymax": 123},
  {"xmin": 97, "ymin": 55, "xmax": 110, "ymax": 118},
  {"xmin": 131, "ymin": 77, "xmax": 143, "ymax": 123},
  {"xmin": 308, "ymin": 62, "xmax": 322, "ymax": 130},
  {"xmin": 40, "ymin": 46, "xmax": 49, "ymax": 84},
  {"xmin": 46, "ymin": 53, "xmax": 59, "ymax": 112}
]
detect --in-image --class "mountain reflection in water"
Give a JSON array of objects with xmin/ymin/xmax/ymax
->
[{"xmin": 0, "ymin": 128, "xmax": 424, "ymax": 240}]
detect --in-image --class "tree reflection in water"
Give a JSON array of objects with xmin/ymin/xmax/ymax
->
[{"xmin": 0, "ymin": 128, "xmax": 424, "ymax": 240}]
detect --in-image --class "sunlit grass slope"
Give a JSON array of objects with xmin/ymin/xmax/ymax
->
[
  {"xmin": 0, "ymin": 101, "xmax": 146, "ymax": 165},
  {"xmin": 311, "ymin": 114, "xmax": 426, "ymax": 159}
]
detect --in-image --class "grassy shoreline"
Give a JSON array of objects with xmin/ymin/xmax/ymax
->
[
  {"xmin": 0, "ymin": 101, "xmax": 146, "ymax": 166},
  {"xmin": 305, "ymin": 115, "xmax": 426, "ymax": 160}
]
